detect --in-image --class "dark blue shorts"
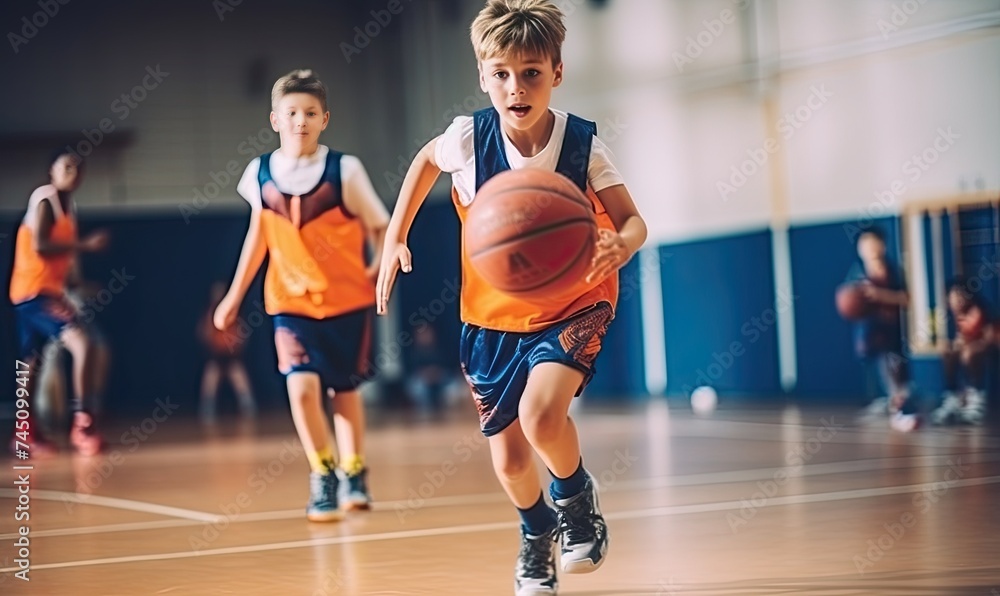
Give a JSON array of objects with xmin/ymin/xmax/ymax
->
[
  {"xmin": 460, "ymin": 302, "xmax": 614, "ymax": 437},
  {"xmin": 14, "ymin": 294, "xmax": 79, "ymax": 359},
  {"xmin": 272, "ymin": 307, "xmax": 374, "ymax": 393}
]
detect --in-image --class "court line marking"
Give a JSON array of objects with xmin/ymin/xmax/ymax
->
[
  {"xmin": 0, "ymin": 517, "xmax": 205, "ymax": 539},
  {"xmin": 387, "ymin": 413, "xmax": 1000, "ymax": 457},
  {"xmin": 2, "ymin": 474, "xmax": 997, "ymax": 574},
  {"xmin": 0, "ymin": 489, "xmax": 220, "ymax": 522},
  {"xmin": 3, "ymin": 451, "xmax": 998, "ymax": 540},
  {"xmin": 609, "ymin": 475, "xmax": 1000, "ymax": 521},
  {"xmin": 638, "ymin": 418, "xmax": 1000, "ymax": 449},
  {"xmin": 610, "ymin": 451, "xmax": 1000, "ymax": 491}
]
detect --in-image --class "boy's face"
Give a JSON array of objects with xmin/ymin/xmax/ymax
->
[
  {"xmin": 479, "ymin": 52, "xmax": 563, "ymax": 133},
  {"xmin": 50, "ymin": 154, "xmax": 82, "ymax": 192},
  {"xmin": 949, "ymin": 289, "xmax": 970, "ymax": 314},
  {"xmin": 857, "ymin": 234, "xmax": 885, "ymax": 262},
  {"xmin": 270, "ymin": 93, "xmax": 329, "ymax": 151}
]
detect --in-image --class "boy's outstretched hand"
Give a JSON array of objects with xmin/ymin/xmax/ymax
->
[
  {"xmin": 376, "ymin": 242, "xmax": 413, "ymax": 315},
  {"xmin": 81, "ymin": 230, "xmax": 110, "ymax": 252},
  {"xmin": 586, "ymin": 228, "xmax": 630, "ymax": 284},
  {"xmin": 213, "ymin": 293, "xmax": 240, "ymax": 331}
]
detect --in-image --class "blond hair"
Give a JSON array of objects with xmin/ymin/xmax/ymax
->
[
  {"xmin": 470, "ymin": 0, "xmax": 566, "ymax": 65},
  {"xmin": 270, "ymin": 69, "xmax": 328, "ymax": 112}
]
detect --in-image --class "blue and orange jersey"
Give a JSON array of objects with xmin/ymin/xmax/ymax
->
[
  {"xmin": 9, "ymin": 185, "xmax": 77, "ymax": 305},
  {"xmin": 256, "ymin": 149, "xmax": 373, "ymax": 319},
  {"xmin": 452, "ymin": 108, "xmax": 619, "ymax": 332}
]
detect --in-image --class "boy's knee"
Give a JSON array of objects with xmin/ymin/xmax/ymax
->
[
  {"xmin": 495, "ymin": 452, "xmax": 532, "ymax": 481},
  {"xmin": 288, "ymin": 394, "xmax": 318, "ymax": 410},
  {"xmin": 287, "ymin": 386, "xmax": 320, "ymax": 405},
  {"xmin": 519, "ymin": 408, "xmax": 566, "ymax": 443},
  {"xmin": 61, "ymin": 328, "xmax": 93, "ymax": 354}
]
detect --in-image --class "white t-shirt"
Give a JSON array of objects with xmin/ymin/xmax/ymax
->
[
  {"xmin": 237, "ymin": 145, "xmax": 380, "ymax": 212},
  {"xmin": 21, "ymin": 184, "xmax": 73, "ymax": 230},
  {"xmin": 434, "ymin": 109, "xmax": 624, "ymax": 206}
]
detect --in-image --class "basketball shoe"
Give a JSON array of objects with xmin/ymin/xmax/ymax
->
[
  {"xmin": 515, "ymin": 526, "xmax": 558, "ymax": 595},
  {"xmin": 551, "ymin": 473, "xmax": 608, "ymax": 573}
]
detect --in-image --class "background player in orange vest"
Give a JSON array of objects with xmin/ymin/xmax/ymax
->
[
  {"xmin": 9, "ymin": 149, "xmax": 110, "ymax": 456},
  {"xmin": 376, "ymin": 2, "xmax": 647, "ymax": 593},
  {"xmin": 214, "ymin": 70, "xmax": 389, "ymax": 521}
]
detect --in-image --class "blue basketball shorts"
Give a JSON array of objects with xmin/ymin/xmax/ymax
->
[
  {"xmin": 459, "ymin": 301, "xmax": 614, "ymax": 437},
  {"xmin": 14, "ymin": 293, "xmax": 79, "ymax": 359},
  {"xmin": 272, "ymin": 307, "xmax": 374, "ymax": 394}
]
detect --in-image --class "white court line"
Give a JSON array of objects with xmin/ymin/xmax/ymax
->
[
  {"xmin": 1, "ymin": 475, "xmax": 997, "ymax": 574},
  {"xmin": 609, "ymin": 475, "xmax": 1000, "ymax": 520},
  {"xmin": 0, "ymin": 489, "xmax": 221, "ymax": 522},
  {"xmin": 0, "ymin": 520, "xmax": 518, "ymax": 573},
  {"xmin": 660, "ymin": 418, "xmax": 1000, "ymax": 449},
  {"xmin": 0, "ymin": 518, "xmax": 203, "ymax": 540},
  {"xmin": 608, "ymin": 451, "xmax": 1000, "ymax": 491},
  {"xmin": 4, "ymin": 451, "xmax": 999, "ymax": 540}
]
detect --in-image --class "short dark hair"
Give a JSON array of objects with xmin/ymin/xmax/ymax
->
[
  {"xmin": 948, "ymin": 276, "xmax": 977, "ymax": 298},
  {"xmin": 857, "ymin": 227, "xmax": 886, "ymax": 245},
  {"xmin": 48, "ymin": 147, "xmax": 82, "ymax": 170}
]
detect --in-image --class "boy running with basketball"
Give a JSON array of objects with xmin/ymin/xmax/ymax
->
[
  {"xmin": 376, "ymin": 2, "xmax": 647, "ymax": 593},
  {"xmin": 215, "ymin": 70, "xmax": 389, "ymax": 520}
]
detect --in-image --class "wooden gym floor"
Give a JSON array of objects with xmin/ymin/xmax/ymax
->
[{"xmin": 1, "ymin": 399, "xmax": 999, "ymax": 595}]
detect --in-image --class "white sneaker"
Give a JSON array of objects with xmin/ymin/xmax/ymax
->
[
  {"xmin": 858, "ymin": 397, "xmax": 890, "ymax": 421},
  {"xmin": 551, "ymin": 474, "xmax": 608, "ymax": 574},
  {"xmin": 514, "ymin": 528, "xmax": 558, "ymax": 595},
  {"xmin": 890, "ymin": 411, "xmax": 920, "ymax": 432},
  {"xmin": 959, "ymin": 389, "xmax": 986, "ymax": 425},
  {"xmin": 931, "ymin": 392, "xmax": 963, "ymax": 425}
]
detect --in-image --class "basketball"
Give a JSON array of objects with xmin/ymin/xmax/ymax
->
[
  {"xmin": 835, "ymin": 283, "xmax": 870, "ymax": 320},
  {"xmin": 464, "ymin": 168, "xmax": 597, "ymax": 299}
]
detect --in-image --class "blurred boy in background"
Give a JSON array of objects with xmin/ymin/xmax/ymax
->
[
  {"xmin": 198, "ymin": 282, "xmax": 256, "ymax": 424},
  {"xmin": 845, "ymin": 228, "xmax": 913, "ymax": 426},
  {"xmin": 931, "ymin": 279, "xmax": 994, "ymax": 425}
]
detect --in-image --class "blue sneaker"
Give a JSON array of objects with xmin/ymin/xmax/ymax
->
[
  {"xmin": 307, "ymin": 472, "xmax": 343, "ymax": 522},
  {"xmin": 514, "ymin": 527, "xmax": 558, "ymax": 595},
  {"xmin": 551, "ymin": 473, "xmax": 608, "ymax": 574},
  {"xmin": 339, "ymin": 467, "xmax": 372, "ymax": 511}
]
